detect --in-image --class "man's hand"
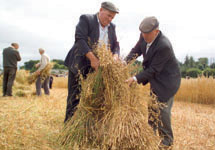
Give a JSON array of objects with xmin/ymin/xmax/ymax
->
[
  {"xmin": 35, "ymin": 63, "xmax": 40, "ymax": 68},
  {"xmin": 121, "ymin": 60, "xmax": 127, "ymax": 66},
  {"xmin": 86, "ymin": 52, "xmax": 100, "ymax": 71},
  {"xmin": 125, "ymin": 77, "xmax": 136, "ymax": 86},
  {"xmin": 35, "ymin": 70, "xmax": 40, "ymax": 75},
  {"xmin": 113, "ymin": 54, "xmax": 119, "ymax": 61},
  {"xmin": 91, "ymin": 58, "xmax": 100, "ymax": 71}
]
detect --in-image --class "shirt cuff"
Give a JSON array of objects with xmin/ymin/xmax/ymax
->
[{"xmin": 133, "ymin": 76, "xmax": 137, "ymax": 81}]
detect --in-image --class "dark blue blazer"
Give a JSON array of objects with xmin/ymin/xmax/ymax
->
[
  {"xmin": 125, "ymin": 32, "xmax": 181, "ymax": 102},
  {"xmin": 64, "ymin": 13, "xmax": 120, "ymax": 75}
]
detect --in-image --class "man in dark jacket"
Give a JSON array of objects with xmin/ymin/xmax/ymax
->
[
  {"xmin": 64, "ymin": 1, "xmax": 120, "ymax": 122},
  {"xmin": 125, "ymin": 17, "xmax": 181, "ymax": 149},
  {"xmin": 2, "ymin": 43, "xmax": 21, "ymax": 96}
]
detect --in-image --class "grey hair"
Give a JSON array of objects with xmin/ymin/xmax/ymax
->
[
  {"xmin": 39, "ymin": 48, "xmax": 45, "ymax": 53},
  {"xmin": 11, "ymin": 43, "xmax": 19, "ymax": 47}
]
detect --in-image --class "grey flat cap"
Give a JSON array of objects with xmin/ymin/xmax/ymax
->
[
  {"xmin": 101, "ymin": 1, "xmax": 119, "ymax": 13},
  {"xmin": 139, "ymin": 16, "xmax": 159, "ymax": 33}
]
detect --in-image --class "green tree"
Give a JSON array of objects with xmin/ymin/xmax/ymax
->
[
  {"xmin": 183, "ymin": 55, "xmax": 196, "ymax": 68},
  {"xmin": 52, "ymin": 63, "xmax": 67, "ymax": 69},
  {"xmin": 184, "ymin": 55, "xmax": 189, "ymax": 68},
  {"xmin": 210, "ymin": 62, "xmax": 215, "ymax": 69},
  {"xmin": 180, "ymin": 66, "xmax": 187, "ymax": 78},
  {"xmin": 196, "ymin": 62, "xmax": 204, "ymax": 70},
  {"xmin": 52, "ymin": 59, "xmax": 64, "ymax": 65},
  {"xmin": 186, "ymin": 68, "xmax": 202, "ymax": 78},
  {"xmin": 52, "ymin": 59, "xmax": 67, "ymax": 69},
  {"xmin": 189, "ymin": 56, "xmax": 195, "ymax": 68},
  {"xmin": 198, "ymin": 57, "xmax": 208, "ymax": 69},
  {"xmin": 203, "ymin": 68, "xmax": 215, "ymax": 77},
  {"xmin": 21, "ymin": 60, "xmax": 40, "ymax": 72}
]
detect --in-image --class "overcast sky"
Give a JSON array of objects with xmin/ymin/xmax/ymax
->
[{"xmin": 1, "ymin": 0, "xmax": 215, "ymax": 68}]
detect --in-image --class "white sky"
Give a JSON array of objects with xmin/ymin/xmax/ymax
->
[{"xmin": 0, "ymin": 0, "xmax": 215, "ymax": 68}]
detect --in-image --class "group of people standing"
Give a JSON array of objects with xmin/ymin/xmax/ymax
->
[
  {"xmin": 2, "ymin": 1, "xmax": 181, "ymax": 149},
  {"xmin": 64, "ymin": 1, "xmax": 181, "ymax": 149},
  {"xmin": 2, "ymin": 45, "xmax": 51, "ymax": 97}
]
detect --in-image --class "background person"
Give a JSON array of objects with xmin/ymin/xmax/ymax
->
[
  {"xmin": 2, "ymin": 43, "xmax": 21, "ymax": 97},
  {"xmin": 35, "ymin": 48, "xmax": 50, "ymax": 96}
]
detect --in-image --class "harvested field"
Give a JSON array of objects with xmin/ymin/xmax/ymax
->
[{"xmin": 0, "ymin": 80, "xmax": 214, "ymax": 150}]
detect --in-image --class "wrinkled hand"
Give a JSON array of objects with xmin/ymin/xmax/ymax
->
[
  {"xmin": 125, "ymin": 77, "xmax": 135, "ymax": 86},
  {"xmin": 121, "ymin": 60, "xmax": 127, "ymax": 66},
  {"xmin": 86, "ymin": 52, "xmax": 100, "ymax": 71},
  {"xmin": 91, "ymin": 58, "xmax": 100, "ymax": 71},
  {"xmin": 113, "ymin": 54, "xmax": 119, "ymax": 61},
  {"xmin": 35, "ymin": 70, "xmax": 40, "ymax": 75}
]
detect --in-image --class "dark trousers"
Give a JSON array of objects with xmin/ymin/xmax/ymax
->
[
  {"xmin": 36, "ymin": 76, "xmax": 50, "ymax": 96},
  {"xmin": 148, "ymin": 96, "xmax": 174, "ymax": 146},
  {"xmin": 3, "ymin": 67, "xmax": 17, "ymax": 96},
  {"xmin": 49, "ymin": 76, "xmax": 53, "ymax": 89},
  {"xmin": 64, "ymin": 70, "xmax": 81, "ymax": 123}
]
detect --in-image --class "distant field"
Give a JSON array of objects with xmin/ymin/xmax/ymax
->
[
  {"xmin": 175, "ymin": 77, "xmax": 215, "ymax": 104},
  {"xmin": 51, "ymin": 76, "xmax": 215, "ymax": 105}
]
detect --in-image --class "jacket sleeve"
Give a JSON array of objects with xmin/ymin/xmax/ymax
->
[
  {"xmin": 112, "ymin": 25, "xmax": 120, "ymax": 55},
  {"xmin": 135, "ymin": 45, "xmax": 172, "ymax": 83},
  {"xmin": 125, "ymin": 34, "xmax": 143, "ymax": 63},
  {"xmin": 75, "ymin": 15, "xmax": 91, "ymax": 56}
]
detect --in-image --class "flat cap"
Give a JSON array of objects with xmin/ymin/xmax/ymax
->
[
  {"xmin": 101, "ymin": 1, "xmax": 119, "ymax": 13},
  {"xmin": 139, "ymin": 16, "xmax": 159, "ymax": 33}
]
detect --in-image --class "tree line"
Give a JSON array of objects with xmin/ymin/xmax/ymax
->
[
  {"xmin": 179, "ymin": 56, "xmax": 215, "ymax": 78},
  {"xmin": 20, "ymin": 59, "xmax": 67, "ymax": 73},
  {"xmin": 20, "ymin": 56, "xmax": 215, "ymax": 78},
  {"xmin": 133, "ymin": 56, "xmax": 215, "ymax": 78}
]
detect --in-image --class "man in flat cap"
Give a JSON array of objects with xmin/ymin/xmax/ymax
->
[
  {"xmin": 2, "ymin": 43, "xmax": 21, "ymax": 96},
  {"xmin": 64, "ymin": 1, "xmax": 120, "ymax": 122},
  {"xmin": 125, "ymin": 16, "xmax": 181, "ymax": 149}
]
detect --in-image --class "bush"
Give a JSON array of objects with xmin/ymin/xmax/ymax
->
[
  {"xmin": 186, "ymin": 68, "xmax": 202, "ymax": 78},
  {"xmin": 180, "ymin": 67, "xmax": 187, "ymax": 78},
  {"xmin": 203, "ymin": 68, "xmax": 215, "ymax": 77}
]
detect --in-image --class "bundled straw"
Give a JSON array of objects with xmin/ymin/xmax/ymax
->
[
  {"xmin": 13, "ymin": 70, "xmax": 33, "ymax": 97},
  {"xmin": 27, "ymin": 63, "xmax": 53, "ymax": 84},
  {"xmin": 59, "ymin": 45, "xmax": 159, "ymax": 150}
]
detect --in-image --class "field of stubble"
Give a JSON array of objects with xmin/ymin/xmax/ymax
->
[{"xmin": 0, "ymin": 77, "xmax": 215, "ymax": 150}]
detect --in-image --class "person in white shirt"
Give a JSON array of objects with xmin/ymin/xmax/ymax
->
[{"xmin": 35, "ymin": 48, "xmax": 50, "ymax": 96}]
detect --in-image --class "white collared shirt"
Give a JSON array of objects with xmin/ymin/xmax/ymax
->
[
  {"xmin": 145, "ymin": 33, "xmax": 159, "ymax": 54},
  {"xmin": 133, "ymin": 32, "xmax": 159, "ymax": 81},
  {"xmin": 37, "ymin": 53, "xmax": 50, "ymax": 71},
  {"xmin": 97, "ymin": 15, "xmax": 109, "ymax": 48}
]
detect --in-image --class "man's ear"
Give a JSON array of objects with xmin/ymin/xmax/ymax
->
[
  {"xmin": 99, "ymin": 7, "xmax": 103, "ymax": 12},
  {"xmin": 156, "ymin": 29, "xmax": 160, "ymax": 34}
]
